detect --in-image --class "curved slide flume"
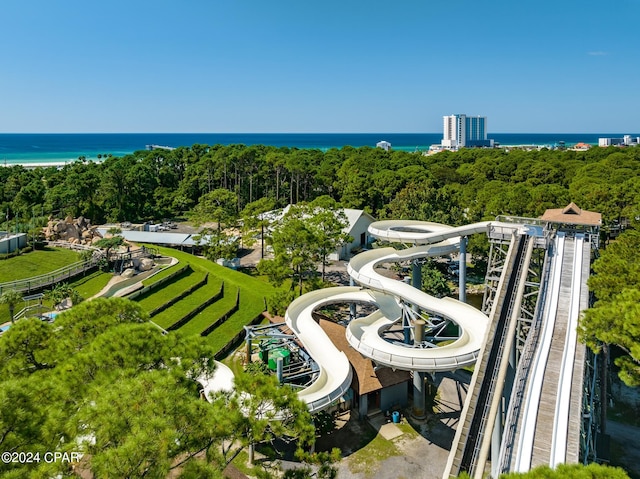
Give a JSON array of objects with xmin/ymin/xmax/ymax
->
[{"xmin": 284, "ymin": 219, "xmax": 523, "ymax": 412}]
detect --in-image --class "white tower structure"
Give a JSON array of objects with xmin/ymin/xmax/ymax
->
[{"xmin": 442, "ymin": 114, "xmax": 489, "ymax": 149}]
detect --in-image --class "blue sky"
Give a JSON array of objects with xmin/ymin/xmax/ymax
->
[{"xmin": 1, "ymin": 0, "xmax": 638, "ymax": 133}]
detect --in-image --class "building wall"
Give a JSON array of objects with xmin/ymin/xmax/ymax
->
[
  {"xmin": 465, "ymin": 115, "xmax": 487, "ymax": 142},
  {"xmin": 443, "ymin": 114, "xmax": 489, "ymax": 149},
  {"xmin": 442, "ymin": 115, "xmax": 458, "ymax": 148},
  {"xmin": 380, "ymin": 382, "xmax": 409, "ymax": 411},
  {"xmin": 0, "ymin": 233, "xmax": 27, "ymax": 255},
  {"xmin": 330, "ymin": 212, "xmax": 375, "ymax": 261},
  {"xmin": 457, "ymin": 115, "xmax": 466, "ymax": 147}
]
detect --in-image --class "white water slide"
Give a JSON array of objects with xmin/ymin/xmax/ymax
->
[{"xmin": 284, "ymin": 220, "xmax": 523, "ymax": 412}]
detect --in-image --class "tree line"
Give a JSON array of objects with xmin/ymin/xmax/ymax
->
[
  {"xmin": 2, "ymin": 143, "xmax": 639, "ymax": 231},
  {"xmin": 1, "ymin": 144, "xmax": 639, "ymax": 476}
]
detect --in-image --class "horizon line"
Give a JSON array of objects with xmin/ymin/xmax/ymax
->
[{"xmin": 1, "ymin": 131, "xmax": 637, "ymax": 135}]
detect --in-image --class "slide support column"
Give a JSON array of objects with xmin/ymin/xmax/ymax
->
[
  {"xmin": 459, "ymin": 236, "xmax": 467, "ymax": 303},
  {"xmin": 491, "ymin": 401, "xmax": 503, "ymax": 478},
  {"xmin": 349, "ymin": 276, "xmax": 357, "ymax": 320},
  {"xmin": 412, "ymin": 260, "xmax": 422, "ymax": 291},
  {"xmin": 412, "ymin": 371, "xmax": 427, "ymax": 419},
  {"xmin": 245, "ymin": 334, "xmax": 252, "ymax": 364},
  {"xmin": 412, "ymin": 320, "xmax": 427, "ymax": 418},
  {"xmin": 276, "ymin": 357, "xmax": 284, "ymax": 384}
]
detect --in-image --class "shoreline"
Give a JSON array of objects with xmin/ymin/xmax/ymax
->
[
  {"xmin": 1, "ymin": 158, "xmax": 107, "ymax": 168},
  {"xmin": 1, "ymin": 131, "xmax": 634, "ymax": 167}
]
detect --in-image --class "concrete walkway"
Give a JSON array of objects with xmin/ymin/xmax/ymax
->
[{"xmin": 326, "ymin": 371, "xmax": 469, "ymax": 479}]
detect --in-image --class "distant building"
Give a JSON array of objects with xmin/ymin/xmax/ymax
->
[
  {"xmin": 376, "ymin": 140, "xmax": 391, "ymax": 151},
  {"xmin": 263, "ymin": 206, "xmax": 376, "ymax": 260},
  {"xmin": 598, "ymin": 135, "xmax": 639, "ymax": 147},
  {"xmin": 442, "ymin": 114, "xmax": 494, "ymax": 149},
  {"xmin": 0, "ymin": 233, "xmax": 27, "ymax": 255},
  {"xmin": 570, "ymin": 142, "xmax": 592, "ymax": 151},
  {"xmin": 332, "ymin": 208, "xmax": 376, "ymax": 260}
]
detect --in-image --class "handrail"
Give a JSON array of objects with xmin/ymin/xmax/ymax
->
[
  {"xmin": 13, "ymin": 303, "xmax": 50, "ymax": 321},
  {"xmin": 0, "ymin": 249, "xmax": 105, "ymax": 295}
]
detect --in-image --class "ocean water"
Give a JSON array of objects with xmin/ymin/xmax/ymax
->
[{"xmin": 0, "ymin": 132, "xmax": 634, "ymax": 166}]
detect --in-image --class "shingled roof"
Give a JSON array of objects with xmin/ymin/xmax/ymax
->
[
  {"xmin": 318, "ymin": 318, "xmax": 410, "ymax": 396},
  {"xmin": 539, "ymin": 202, "xmax": 602, "ymax": 226}
]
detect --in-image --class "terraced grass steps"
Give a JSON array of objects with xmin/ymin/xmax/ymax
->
[
  {"xmin": 137, "ymin": 245, "xmax": 277, "ymax": 356},
  {"xmin": 205, "ymin": 309, "xmax": 264, "ymax": 355},
  {"xmin": 133, "ymin": 269, "xmax": 205, "ymax": 312},
  {"xmin": 173, "ymin": 291, "xmax": 236, "ymax": 336},
  {"xmin": 141, "ymin": 261, "xmax": 185, "ymax": 287},
  {"xmin": 151, "ymin": 279, "xmax": 223, "ymax": 330},
  {"xmin": 148, "ymin": 273, "xmax": 209, "ymax": 318},
  {"xmin": 201, "ymin": 289, "xmax": 240, "ymax": 337}
]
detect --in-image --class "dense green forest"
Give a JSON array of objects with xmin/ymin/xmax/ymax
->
[
  {"xmin": 0, "ymin": 144, "xmax": 640, "ymax": 385},
  {"xmin": 0, "ymin": 298, "xmax": 320, "ymax": 478},
  {"xmin": 2, "ymin": 143, "xmax": 639, "ymax": 229},
  {"xmin": 2, "ymin": 143, "xmax": 640, "ymax": 385},
  {"xmin": 1, "ymin": 145, "xmax": 639, "ymax": 476}
]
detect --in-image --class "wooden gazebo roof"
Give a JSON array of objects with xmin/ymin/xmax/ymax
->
[{"xmin": 539, "ymin": 202, "xmax": 602, "ymax": 227}]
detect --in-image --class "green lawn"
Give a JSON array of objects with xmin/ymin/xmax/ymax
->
[
  {"xmin": 0, "ymin": 248, "xmax": 104, "ymax": 323},
  {"xmin": 147, "ymin": 246, "xmax": 275, "ymax": 303},
  {"xmin": 68, "ymin": 270, "xmax": 113, "ymax": 300},
  {"xmin": 141, "ymin": 261, "xmax": 183, "ymax": 287},
  {"xmin": 204, "ymin": 309, "xmax": 257, "ymax": 352},
  {"xmin": 0, "ymin": 269, "xmax": 113, "ymax": 323},
  {"xmin": 134, "ymin": 270, "xmax": 206, "ymax": 312},
  {"xmin": 0, "ymin": 247, "xmax": 82, "ymax": 283},
  {"xmin": 1, "ymin": 245, "xmax": 277, "ymax": 357},
  {"xmin": 151, "ymin": 280, "xmax": 223, "ymax": 330},
  {"xmin": 141, "ymin": 245, "xmax": 276, "ymax": 354},
  {"xmin": 175, "ymin": 293, "xmax": 236, "ymax": 336}
]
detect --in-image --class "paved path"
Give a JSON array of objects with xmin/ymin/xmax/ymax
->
[{"xmin": 327, "ymin": 371, "xmax": 469, "ymax": 479}]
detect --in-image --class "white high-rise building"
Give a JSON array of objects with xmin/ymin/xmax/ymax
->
[{"xmin": 442, "ymin": 114, "xmax": 490, "ymax": 149}]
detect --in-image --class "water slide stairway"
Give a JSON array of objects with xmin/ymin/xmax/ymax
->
[
  {"xmin": 522, "ymin": 235, "xmax": 587, "ymax": 469},
  {"xmin": 446, "ymin": 233, "xmax": 533, "ymax": 478},
  {"xmin": 497, "ymin": 233, "xmax": 590, "ymax": 474}
]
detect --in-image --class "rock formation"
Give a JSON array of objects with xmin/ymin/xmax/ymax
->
[{"xmin": 43, "ymin": 216, "xmax": 103, "ymax": 245}]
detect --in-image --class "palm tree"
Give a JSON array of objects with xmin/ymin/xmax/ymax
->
[
  {"xmin": 0, "ymin": 289, "xmax": 24, "ymax": 324},
  {"xmin": 43, "ymin": 283, "xmax": 83, "ymax": 311}
]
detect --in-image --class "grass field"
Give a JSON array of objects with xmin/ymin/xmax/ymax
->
[
  {"xmin": 1, "ymin": 244, "xmax": 277, "ymax": 357},
  {"xmin": 141, "ymin": 262, "xmax": 183, "ymax": 286},
  {"xmin": 151, "ymin": 279, "xmax": 223, "ymax": 330},
  {"xmin": 0, "ymin": 248, "xmax": 104, "ymax": 323},
  {"xmin": 135, "ymin": 269, "xmax": 205, "ymax": 312},
  {"xmin": 139, "ymin": 245, "xmax": 277, "ymax": 354},
  {"xmin": 0, "ymin": 247, "xmax": 82, "ymax": 283},
  {"xmin": 68, "ymin": 270, "xmax": 113, "ymax": 300}
]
